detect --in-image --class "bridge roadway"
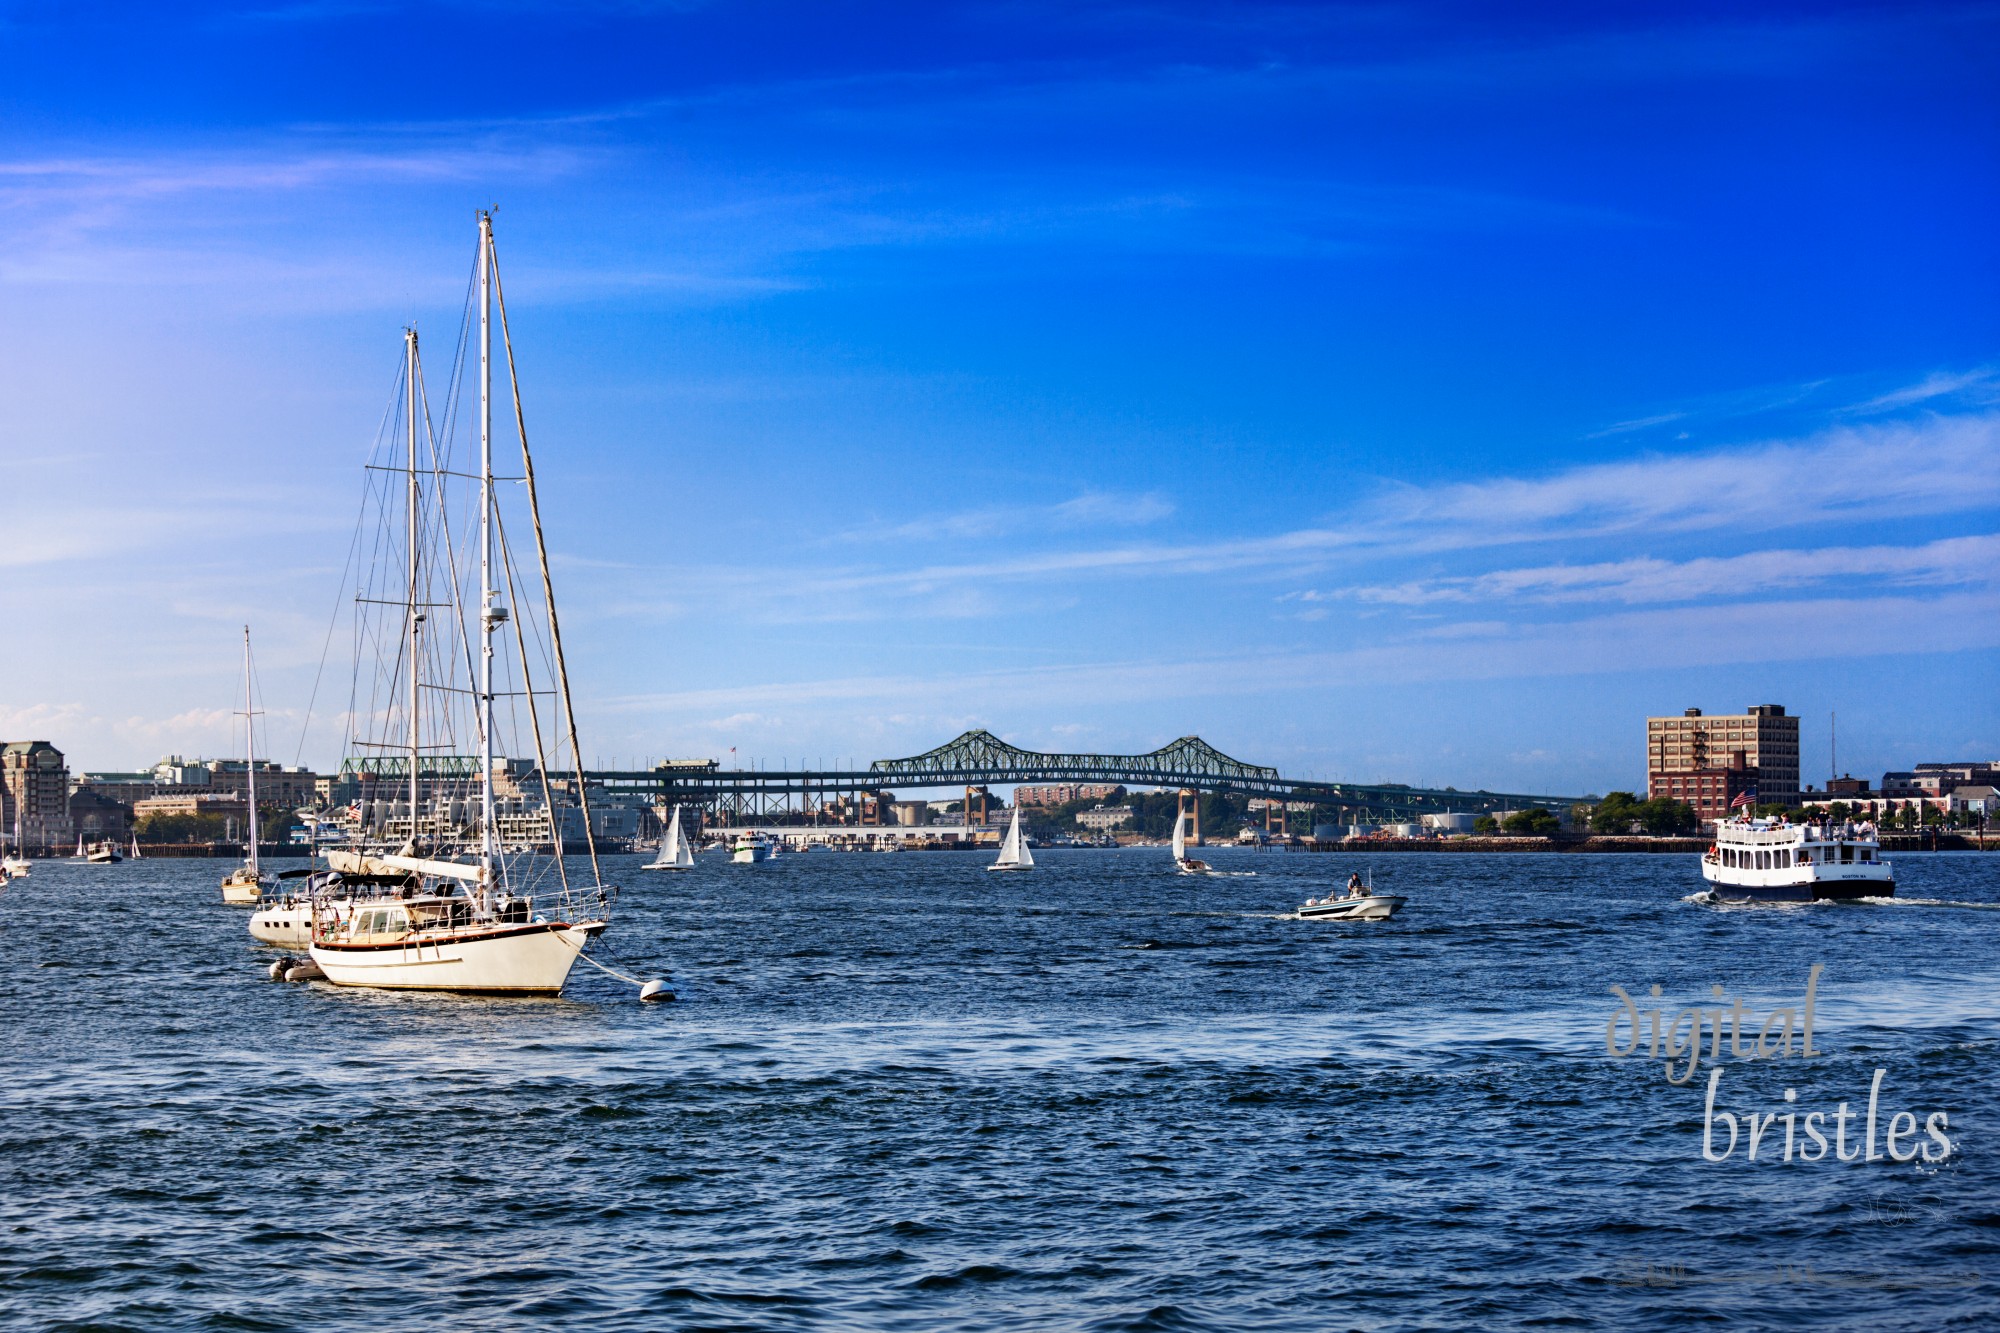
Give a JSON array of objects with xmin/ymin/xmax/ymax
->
[{"xmin": 568, "ymin": 729, "xmax": 1586, "ymax": 823}]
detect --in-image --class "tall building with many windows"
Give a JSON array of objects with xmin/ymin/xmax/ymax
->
[
  {"xmin": 1646, "ymin": 704, "xmax": 1800, "ymax": 816},
  {"xmin": 2, "ymin": 740, "xmax": 76, "ymax": 851}
]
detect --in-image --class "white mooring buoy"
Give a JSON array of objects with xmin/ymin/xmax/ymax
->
[{"xmin": 639, "ymin": 979, "xmax": 674, "ymax": 1003}]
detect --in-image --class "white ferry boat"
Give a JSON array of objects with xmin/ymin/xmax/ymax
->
[
  {"xmin": 731, "ymin": 831, "xmax": 773, "ymax": 864},
  {"xmin": 1701, "ymin": 816, "xmax": 1893, "ymax": 903}
]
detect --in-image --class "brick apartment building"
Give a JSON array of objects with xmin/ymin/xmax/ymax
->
[{"xmin": 1646, "ymin": 704, "xmax": 1800, "ymax": 820}]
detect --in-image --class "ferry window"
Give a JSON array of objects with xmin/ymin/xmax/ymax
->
[
  {"xmin": 1859, "ymin": 848, "xmax": 1872, "ymax": 862},
  {"xmin": 1841, "ymin": 845, "xmax": 1854, "ymax": 863}
]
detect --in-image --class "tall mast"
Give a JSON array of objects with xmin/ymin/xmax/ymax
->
[
  {"xmin": 477, "ymin": 211, "xmax": 499, "ymax": 885},
  {"xmin": 406, "ymin": 327, "xmax": 422, "ymax": 846},
  {"xmin": 242, "ymin": 626, "xmax": 261, "ymax": 877}
]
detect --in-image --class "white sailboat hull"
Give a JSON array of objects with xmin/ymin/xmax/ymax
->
[
  {"xmin": 249, "ymin": 898, "xmax": 355, "ymax": 947},
  {"xmin": 310, "ymin": 921, "xmax": 603, "ymax": 995},
  {"xmin": 221, "ymin": 876, "xmax": 265, "ymax": 905}
]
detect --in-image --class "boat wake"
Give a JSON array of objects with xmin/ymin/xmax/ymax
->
[{"xmin": 1858, "ymin": 896, "xmax": 2000, "ymax": 911}]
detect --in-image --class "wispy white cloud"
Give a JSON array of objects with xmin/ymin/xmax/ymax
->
[
  {"xmin": 595, "ymin": 589, "xmax": 2000, "ymax": 723},
  {"xmin": 837, "ymin": 490, "xmax": 1175, "ymax": 544},
  {"xmin": 578, "ymin": 409, "xmax": 2000, "ymax": 625},
  {"xmin": 1311, "ymin": 533, "xmax": 2000, "ymax": 608},
  {"xmin": 1844, "ymin": 366, "xmax": 2000, "ymax": 415}
]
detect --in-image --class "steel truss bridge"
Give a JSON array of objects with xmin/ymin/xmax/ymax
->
[{"xmin": 566, "ymin": 729, "xmax": 1584, "ymax": 825}]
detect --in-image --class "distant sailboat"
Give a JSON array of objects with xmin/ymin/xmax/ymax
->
[
  {"xmin": 221, "ymin": 626, "xmax": 270, "ymax": 906},
  {"xmin": 646, "ymin": 806, "xmax": 695, "ymax": 872},
  {"xmin": 1172, "ymin": 811, "xmax": 1210, "ymax": 875},
  {"xmin": 987, "ymin": 807, "xmax": 1033, "ymax": 872},
  {"xmin": 129, "ymin": 832, "xmax": 142, "ymax": 861},
  {"xmin": 3, "ymin": 798, "xmax": 28, "ymax": 876}
]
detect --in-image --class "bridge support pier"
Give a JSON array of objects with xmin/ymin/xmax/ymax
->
[
  {"xmin": 1178, "ymin": 788, "xmax": 1203, "ymax": 847},
  {"xmin": 965, "ymin": 784, "xmax": 989, "ymax": 832}
]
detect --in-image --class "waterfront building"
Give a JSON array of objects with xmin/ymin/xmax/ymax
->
[
  {"xmin": 133, "ymin": 793, "xmax": 249, "ymax": 821},
  {"xmin": 1647, "ymin": 704, "xmax": 1800, "ymax": 812},
  {"xmin": 1948, "ymin": 785, "xmax": 1998, "ymax": 817},
  {"xmin": 1076, "ymin": 804, "xmax": 1135, "ymax": 831},
  {"xmin": 68, "ymin": 788, "xmax": 134, "ymax": 840},
  {"xmin": 1, "ymin": 740, "xmax": 75, "ymax": 850},
  {"xmin": 1014, "ymin": 783, "xmax": 1121, "ymax": 809},
  {"xmin": 80, "ymin": 756, "xmax": 323, "ymax": 812},
  {"xmin": 1881, "ymin": 762, "xmax": 1999, "ymax": 800}
]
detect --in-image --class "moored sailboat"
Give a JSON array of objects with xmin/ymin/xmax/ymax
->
[
  {"xmin": 302, "ymin": 212, "xmax": 617, "ymax": 996},
  {"xmin": 221, "ymin": 627, "xmax": 272, "ymax": 906}
]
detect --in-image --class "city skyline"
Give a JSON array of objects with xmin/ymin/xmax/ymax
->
[{"xmin": 3, "ymin": 1, "xmax": 1996, "ymax": 793}]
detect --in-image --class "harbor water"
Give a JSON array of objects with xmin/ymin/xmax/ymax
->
[{"xmin": 1, "ymin": 849, "xmax": 1995, "ymax": 1330}]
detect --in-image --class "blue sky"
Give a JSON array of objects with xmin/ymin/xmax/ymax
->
[{"xmin": 1, "ymin": 0, "xmax": 1995, "ymax": 795}]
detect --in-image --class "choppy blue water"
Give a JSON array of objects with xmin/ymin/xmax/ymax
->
[{"xmin": 2, "ymin": 848, "xmax": 1995, "ymax": 1331}]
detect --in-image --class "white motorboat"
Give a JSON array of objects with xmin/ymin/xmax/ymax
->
[
  {"xmin": 1171, "ymin": 811, "xmax": 1210, "ymax": 874},
  {"xmin": 731, "ymin": 831, "xmax": 773, "ymax": 864},
  {"xmin": 84, "ymin": 839, "xmax": 120, "ymax": 864},
  {"xmin": 1701, "ymin": 813, "xmax": 1893, "ymax": 903},
  {"xmin": 987, "ymin": 807, "xmax": 1034, "ymax": 872},
  {"xmin": 645, "ymin": 806, "xmax": 695, "ymax": 871},
  {"xmin": 220, "ymin": 627, "xmax": 273, "ymax": 906},
  {"xmin": 296, "ymin": 213, "xmax": 618, "ymax": 996},
  {"xmin": 1298, "ymin": 892, "xmax": 1406, "ymax": 921}
]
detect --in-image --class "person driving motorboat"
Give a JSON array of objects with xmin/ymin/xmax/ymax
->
[{"xmin": 1346, "ymin": 872, "xmax": 1369, "ymax": 898}]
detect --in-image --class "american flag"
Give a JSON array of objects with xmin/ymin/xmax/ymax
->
[{"xmin": 1731, "ymin": 791, "xmax": 1755, "ymax": 809}]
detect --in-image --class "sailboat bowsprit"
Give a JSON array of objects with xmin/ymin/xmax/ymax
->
[{"xmin": 296, "ymin": 211, "xmax": 622, "ymax": 997}]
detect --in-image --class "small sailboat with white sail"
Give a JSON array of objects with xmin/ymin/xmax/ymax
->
[
  {"xmin": 645, "ymin": 806, "xmax": 695, "ymax": 871},
  {"xmin": 221, "ymin": 627, "xmax": 271, "ymax": 906},
  {"xmin": 4, "ymin": 801, "xmax": 31, "ymax": 877},
  {"xmin": 1171, "ymin": 811, "xmax": 1210, "ymax": 875},
  {"xmin": 987, "ymin": 807, "xmax": 1033, "ymax": 872}
]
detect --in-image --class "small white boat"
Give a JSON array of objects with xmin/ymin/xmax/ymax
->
[
  {"xmin": 731, "ymin": 831, "xmax": 773, "ymax": 864},
  {"xmin": 221, "ymin": 865, "xmax": 266, "ymax": 905},
  {"xmin": 1171, "ymin": 812, "xmax": 1210, "ymax": 875},
  {"xmin": 987, "ymin": 808, "xmax": 1034, "ymax": 872},
  {"xmin": 1298, "ymin": 893, "xmax": 1406, "ymax": 921},
  {"xmin": 84, "ymin": 839, "xmax": 121, "ymax": 864},
  {"xmin": 645, "ymin": 807, "xmax": 695, "ymax": 872}
]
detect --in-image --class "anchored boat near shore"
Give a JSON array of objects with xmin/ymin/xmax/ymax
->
[{"xmin": 272, "ymin": 212, "xmax": 625, "ymax": 997}]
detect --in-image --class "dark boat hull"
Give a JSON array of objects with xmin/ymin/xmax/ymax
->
[{"xmin": 1707, "ymin": 880, "xmax": 1894, "ymax": 904}]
